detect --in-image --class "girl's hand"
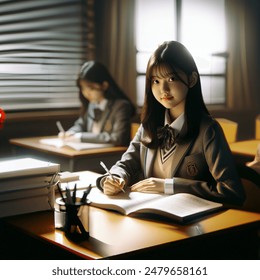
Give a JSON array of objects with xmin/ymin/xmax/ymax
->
[
  {"xmin": 58, "ymin": 131, "xmax": 81, "ymax": 142},
  {"xmin": 131, "ymin": 177, "xmax": 165, "ymax": 193},
  {"xmin": 58, "ymin": 131, "xmax": 75, "ymax": 138},
  {"xmin": 103, "ymin": 176, "xmax": 125, "ymax": 195}
]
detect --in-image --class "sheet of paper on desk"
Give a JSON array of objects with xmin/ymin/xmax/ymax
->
[
  {"xmin": 59, "ymin": 171, "xmax": 80, "ymax": 183},
  {"xmin": 39, "ymin": 138, "xmax": 114, "ymax": 151},
  {"xmin": 59, "ymin": 171, "xmax": 101, "ymax": 191}
]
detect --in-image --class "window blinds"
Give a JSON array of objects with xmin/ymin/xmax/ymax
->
[{"xmin": 0, "ymin": 0, "xmax": 94, "ymax": 112}]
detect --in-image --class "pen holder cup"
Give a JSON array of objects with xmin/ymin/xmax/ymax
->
[{"xmin": 54, "ymin": 197, "xmax": 89, "ymax": 240}]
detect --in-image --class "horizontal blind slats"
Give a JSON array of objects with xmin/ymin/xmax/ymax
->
[
  {"xmin": 0, "ymin": 0, "xmax": 93, "ymax": 112},
  {"xmin": 0, "ymin": 0, "xmax": 80, "ymax": 15}
]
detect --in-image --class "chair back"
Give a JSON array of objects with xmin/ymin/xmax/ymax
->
[
  {"xmin": 235, "ymin": 165, "xmax": 260, "ymax": 213},
  {"xmin": 131, "ymin": 123, "xmax": 140, "ymax": 140},
  {"xmin": 240, "ymin": 178, "xmax": 260, "ymax": 212},
  {"xmin": 216, "ymin": 118, "xmax": 238, "ymax": 143}
]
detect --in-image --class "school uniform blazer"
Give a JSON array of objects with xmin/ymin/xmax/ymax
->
[
  {"xmin": 97, "ymin": 114, "xmax": 245, "ymax": 206},
  {"xmin": 68, "ymin": 99, "xmax": 132, "ymax": 146}
]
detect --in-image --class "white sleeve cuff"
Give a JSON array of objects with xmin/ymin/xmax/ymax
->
[{"xmin": 164, "ymin": 178, "xmax": 174, "ymax": 194}]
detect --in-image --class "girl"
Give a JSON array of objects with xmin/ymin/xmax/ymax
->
[
  {"xmin": 59, "ymin": 61, "xmax": 135, "ymax": 146},
  {"xmin": 97, "ymin": 41, "xmax": 245, "ymax": 206}
]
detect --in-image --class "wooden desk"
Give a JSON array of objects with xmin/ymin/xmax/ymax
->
[
  {"xmin": 1, "ymin": 171, "xmax": 259, "ymax": 259},
  {"xmin": 1, "ymin": 207, "xmax": 259, "ymax": 260},
  {"xmin": 9, "ymin": 136, "xmax": 127, "ymax": 172},
  {"xmin": 230, "ymin": 139, "xmax": 259, "ymax": 164}
]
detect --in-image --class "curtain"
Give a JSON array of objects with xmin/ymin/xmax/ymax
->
[
  {"xmin": 94, "ymin": 0, "xmax": 136, "ymax": 106},
  {"xmin": 225, "ymin": 0, "xmax": 260, "ymax": 112}
]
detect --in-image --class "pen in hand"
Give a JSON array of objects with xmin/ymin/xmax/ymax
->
[
  {"xmin": 100, "ymin": 161, "xmax": 115, "ymax": 181},
  {"xmin": 99, "ymin": 161, "xmax": 125, "ymax": 193},
  {"xmin": 56, "ymin": 121, "xmax": 65, "ymax": 136}
]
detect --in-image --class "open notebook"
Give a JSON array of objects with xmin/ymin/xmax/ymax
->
[
  {"xmin": 39, "ymin": 138, "xmax": 113, "ymax": 151},
  {"xmin": 87, "ymin": 188, "xmax": 223, "ymax": 223}
]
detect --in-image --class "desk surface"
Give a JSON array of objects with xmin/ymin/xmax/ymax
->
[
  {"xmin": 9, "ymin": 136, "xmax": 127, "ymax": 158},
  {"xmin": 4, "ymin": 206, "xmax": 260, "ymax": 260},
  {"xmin": 230, "ymin": 139, "xmax": 259, "ymax": 157}
]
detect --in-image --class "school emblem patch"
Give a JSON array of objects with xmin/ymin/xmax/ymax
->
[
  {"xmin": 104, "ymin": 121, "xmax": 112, "ymax": 132},
  {"xmin": 186, "ymin": 162, "xmax": 198, "ymax": 177}
]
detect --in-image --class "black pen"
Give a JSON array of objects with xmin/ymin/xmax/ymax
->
[
  {"xmin": 65, "ymin": 186, "xmax": 73, "ymax": 204},
  {"xmin": 72, "ymin": 183, "xmax": 77, "ymax": 203},
  {"xmin": 57, "ymin": 182, "xmax": 66, "ymax": 203},
  {"xmin": 80, "ymin": 184, "xmax": 92, "ymax": 203}
]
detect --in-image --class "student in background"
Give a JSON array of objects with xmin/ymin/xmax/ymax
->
[
  {"xmin": 58, "ymin": 61, "xmax": 135, "ymax": 146},
  {"xmin": 97, "ymin": 41, "xmax": 245, "ymax": 206},
  {"xmin": 247, "ymin": 143, "xmax": 260, "ymax": 170}
]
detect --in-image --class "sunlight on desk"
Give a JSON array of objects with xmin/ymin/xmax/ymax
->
[{"xmin": 89, "ymin": 207, "xmax": 189, "ymax": 248}]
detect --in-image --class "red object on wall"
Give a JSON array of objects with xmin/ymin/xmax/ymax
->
[{"xmin": 0, "ymin": 108, "xmax": 6, "ymax": 128}]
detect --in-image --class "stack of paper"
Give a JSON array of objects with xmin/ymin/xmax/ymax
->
[{"xmin": 0, "ymin": 157, "xmax": 60, "ymax": 218}]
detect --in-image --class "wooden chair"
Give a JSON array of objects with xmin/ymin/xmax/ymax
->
[
  {"xmin": 240, "ymin": 178, "xmax": 260, "ymax": 213},
  {"xmin": 131, "ymin": 123, "xmax": 140, "ymax": 139},
  {"xmin": 255, "ymin": 115, "xmax": 260, "ymax": 139},
  {"xmin": 236, "ymin": 165, "xmax": 260, "ymax": 213},
  {"xmin": 216, "ymin": 118, "xmax": 238, "ymax": 144}
]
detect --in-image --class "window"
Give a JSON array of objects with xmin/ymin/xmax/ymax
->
[
  {"xmin": 135, "ymin": 0, "xmax": 176, "ymax": 106},
  {"xmin": 135, "ymin": 0, "xmax": 227, "ymax": 106},
  {"xmin": 0, "ymin": 0, "xmax": 94, "ymax": 112}
]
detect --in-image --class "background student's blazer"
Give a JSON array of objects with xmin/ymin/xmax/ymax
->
[
  {"xmin": 109, "ymin": 115, "xmax": 245, "ymax": 205},
  {"xmin": 69, "ymin": 99, "xmax": 132, "ymax": 146}
]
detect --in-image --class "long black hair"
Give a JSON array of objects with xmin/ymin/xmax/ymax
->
[
  {"xmin": 141, "ymin": 41, "xmax": 209, "ymax": 148},
  {"xmin": 77, "ymin": 61, "xmax": 135, "ymax": 116}
]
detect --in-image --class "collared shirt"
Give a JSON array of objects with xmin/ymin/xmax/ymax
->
[
  {"xmin": 91, "ymin": 99, "xmax": 108, "ymax": 133},
  {"xmin": 94, "ymin": 98, "xmax": 108, "ymax": 111},
  {"xmin": 88, "ymin": 98, "xmax": 108, "ymax": 115},
  {"xmin": 165, "ymin": 110, "xmax": 185, "ymax": 135},
  {"xmin": 152, "ymin": 110, "xmax": 185, "ymax": 179}
]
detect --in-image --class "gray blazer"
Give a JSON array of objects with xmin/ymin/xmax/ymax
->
[
  {"xmin": 68, "ymin": 99, "xmax": 132, "ymax": 146},
  {"xmin": 97, "ymin": 115, "xmax": 245, "ymax": 206}
]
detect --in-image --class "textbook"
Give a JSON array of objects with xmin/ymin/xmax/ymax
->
[
  {"xmin": 39, "ymin": 138, "xmax": 114, "ymax": 151},
  {"xmin": 88, "ymin": 188, "xmax": 223, "ymax": 223},
  {"xmin": 0, "ymin": 157, "xmax": 59, "ymax": 217},
  {"xmin": 0, "ymin": 193, "xmax": 53, "ymax": 218},
  {"xmin": 0, "ymin": 174, "xmax": 56, "ymax": 193},
  {"xmin": 0, "ymin": 186, "xmax": 50, "ymax": 202},
  {"xmin": 0, "ymin": 157, "xmax": 60, "ymax": 179}
]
